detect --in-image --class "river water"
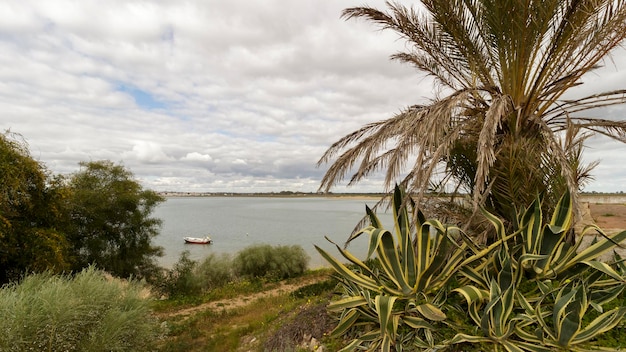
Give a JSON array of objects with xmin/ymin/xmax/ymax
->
[{"xmin": 152, "ymin": 196, "xmax": 393, "ymax": 269}]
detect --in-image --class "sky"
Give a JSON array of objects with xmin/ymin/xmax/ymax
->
[{"xmin": 2, "ymin": 0, "xmax": 626, "ymax": 193}]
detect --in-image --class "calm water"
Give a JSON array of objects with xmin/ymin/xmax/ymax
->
[{"xmin": 152, "ymin": 196, "xmax": 392, "ymax": 269}]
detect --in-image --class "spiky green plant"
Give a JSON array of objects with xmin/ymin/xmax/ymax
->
[
  {"xmin": 316, "ymin": 185, "xmax": 498, "ymax": 351},
  {"xmin": 451, "ymin": 192, "xmax": 626, "ymax": 352},
  {"xmin": 319, "ymin": 187, "xmax": 626, "ymax": 351}
]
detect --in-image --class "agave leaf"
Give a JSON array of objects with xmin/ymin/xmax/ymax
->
[
  {"xmin": 392, "ymin": 184, "xmax": 410, "ymax": 248},
  {"xmin": 415, "ymin": 303, "xmax": 446, "ymax": 321},
  {"xmin": 580, "ymin": 260, "xmax": 625, "ymax": 282},
  {"xmin": 461, "ymin": 231, "xmax": 518, "ymax": 267},
  {"xmin": 590, "ymin": 284, "xmax": 625, "ymax": 307},
  {"xmin": 558, "ymin": 311, "xmax": 581, "ymax": 347},
  {"xmin": 452, "ymin": 285, "xmax": 489, "ymax": 305},
  {"xmin": 500, "ymin": 340, "xmax": 526, "ymax": 352},
  {"xmin": 315, "ymin": 245, "xmax": 380, "ymax": 292},
  {"xmin": 550, "ymin": 190, "xmax": 572, "ymax": 230},
  {"xmin": 446, "ymin": 333, "xmax": 491, "ymax": 345},
  {"xmin": 458, "ymin": 265, "xmax": 490, "ymax": 289},
  {"xmin": 521, "ymin": 196, "xmax": 542, "ymax": 254},
  {"xmin": 416, "ymin": 230, "xmax": 461, "ymax": 291},
  {"xmin": 402, "ymin": 315, "xmax": 435, "ymax": 330},
  {"xmin": 552, "ymin": 286, "xmax": 583, "ymax": 347},
  {"xmin": 331, "ymin": 308, "xmax": 360, "ymax": 338},
  {"xmin": 323, "ymin": 236, "xmax": 376, "ymax": 276},
  {"xmin": 452, "ymin": 285, "xmax": 488, "ymax": 324},
  {"xmin": 376, "ymin": 231, "xmax": 413, "ymax": 295},
  {"xmin": 344, "ymin": 206, "xmax": 379, "ymax": 246},
  {"xmin": 480, "ymin": 206, "xmax": 506, "ymax": 241},
  {"xmin": 381, "ymin": 335, "xmax": 391, "ymax": 352},
  {"xmin": 515, "ymin": 290, "xmax": 534, "ymax": 315},
  {"xmin": 538, "ymin": 224, "xmax": 567, "ymax": 273},
  {"xmin": 328, "ymin": 296, "xmax": 368, "ymax": 312},
  {"xmin": 511, "ymin": 340, "xmax": 553, "ymax": 352},
  {"xmin": 554, "ymin": 230, "xmax": 626, "ymax": 274},
  {"xmin": 337, "ymin": 338, "xmax": 361, "ymax": 352},
  {"xmin": 366, "ymin": 227, "xmax": 386, "ymax": 261},
  {"xmin": 518, "ymin": 253, "xmax": 549, "ymax": 273},
  {"xmin": 358, "ymin": 330, "xmax": 382, "ymax": 342},
  {"xmin": 375, "ymin": 295, "xmax": 398, "ymax": 339},
  {"xmin": 366, "ymin": 204, "xmax": 383, "ymax": 229},
  {"xmin": 415, "ymin": 222, "xmax": 432, "ymax": 279},
  {"xmin": 571, "ymin": 307, "xmax": 626, "ymax": 344}
]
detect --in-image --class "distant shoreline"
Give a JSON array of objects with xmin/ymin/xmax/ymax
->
[
  {"xmin": 158, "ymin": 191, "xmax": 626, "ymax": 203},
  {"xmin": 158, "ymin": 191, "xmax": 387, "ymax": 199}
]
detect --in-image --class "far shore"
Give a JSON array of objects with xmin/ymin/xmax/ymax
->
[
  {"xmin": 158, "ymin": 191, "xmax": 386, "ymax": 200},
  {"xmin": 158, "ymin": 191, "xmax": 626, "ymax": 203}
]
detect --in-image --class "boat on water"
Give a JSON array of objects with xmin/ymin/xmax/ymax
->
[{"xmin": 184, "ymin": 236, "xmax": 212, "ymax": 244}]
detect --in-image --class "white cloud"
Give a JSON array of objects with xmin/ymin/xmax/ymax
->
[
  {"xmin": 182, "ymin": 152, "xmax": 212, "ymax": 162},
  {"xmin": 123, "ymin": 141, "xmax": 173, "ymax": 163},
  {"xmin": 1, "ymin": 0, "xmax": 625, "ymax": 193}
]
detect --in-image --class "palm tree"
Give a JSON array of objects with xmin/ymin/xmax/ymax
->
[{"xmin": 318, "ymin": 0, "xmax": 626, "ymax": 231}]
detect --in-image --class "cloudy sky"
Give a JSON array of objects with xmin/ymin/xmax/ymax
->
[{"xmin": 2, "ymin": 1, "xmax": 626, "ymax": 193}]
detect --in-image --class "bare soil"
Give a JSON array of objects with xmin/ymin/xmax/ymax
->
[{"xmin": 588, "ymin": 203, "xmax": 626, "ymax": 230}]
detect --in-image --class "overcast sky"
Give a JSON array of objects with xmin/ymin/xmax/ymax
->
[{"xmin": 2, "ymin": 1, "xmax": 626, "ymax": 193}]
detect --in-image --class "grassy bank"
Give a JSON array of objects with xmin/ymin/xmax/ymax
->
[{"xmin": 154, "ymin": 269, "xmax": 339, "ymax": 351}]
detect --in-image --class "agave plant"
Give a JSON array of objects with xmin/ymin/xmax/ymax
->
[
  {"xmin": 316, "ymin": 185, "xmax": 500, "ymax": 351},
  {"xmin": 513, "ymin": 191, "xmax": 626, "ymax": 282},
  {"xmin": 515, "ymin": 280, "xmax": 626, "ymax": 351},
  {"xmin": 450, "ymin": 192, "xmax": 626, "ymax": 351}
]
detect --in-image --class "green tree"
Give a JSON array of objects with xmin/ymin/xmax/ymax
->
[
  {"xmin": 64, "ymin": 160, "xmax": 164, "ymax": 279},
  {"xmin": 318, "ymin": 1, "xmax": 626, "ymax": 231},
  {"xmin": 0, "ymin": 132, "xmax": 71, "ymax": 284}
]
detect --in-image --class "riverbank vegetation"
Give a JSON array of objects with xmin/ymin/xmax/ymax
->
[{"xmin": 0, "ymin": 132, "xmax": 165, "ymax": 284}]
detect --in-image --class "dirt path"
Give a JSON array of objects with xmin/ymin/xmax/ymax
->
[{"xmin": 159, "ymin": 276, "xmax": 327, "ymax": 320}]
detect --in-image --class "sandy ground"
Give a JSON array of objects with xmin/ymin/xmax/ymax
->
[
  {"xmin": 588, "ymin": 203, "xmax": 626, "ymax": 230},
  {"xmin": 578, "ymin": 202, "xmax": 626, "ymax": 261}
]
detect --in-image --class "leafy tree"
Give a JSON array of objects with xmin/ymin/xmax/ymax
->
[
  {"xmin": 63, "ymin": 160, "xmax": 164, "ymax": 279},
  {"xmin": 0, "ymin": 132, "xmax": 70, "ymax": 284},
  {"xmin": 318, "ymin": 1, "xmax": 626, "ymax": 231}
]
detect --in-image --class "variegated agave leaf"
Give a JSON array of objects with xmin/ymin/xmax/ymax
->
[{"xmin": 533, "ymin": 281, "xmax": 626, "ymax": 350}]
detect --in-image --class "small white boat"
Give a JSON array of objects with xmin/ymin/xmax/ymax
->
[{"xmin": 184, "ymin": 236, "xmax": 212, "ymax": 244}]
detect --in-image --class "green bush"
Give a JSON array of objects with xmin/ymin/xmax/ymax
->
[
  {"xmin": 155, "ymin": 251, "xmax": 235, "ymax": 299},
  {"xmin": 233, "ymin": 244, "xmax": 309, "ymax": 280},
  {"xmin": 156, "ymin": 250, "xmax": 202, "ymax": 298},
  {"xmin": 0, "ymin": 267, "xmax": 158, "ymax": 352},
  {"xmin": 196, "ymin": 253, "xmax": 234, "ymax": 289}
]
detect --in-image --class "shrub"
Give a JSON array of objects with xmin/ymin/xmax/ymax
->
[
  {"xmin": 196, "ymin": 252, "xmax": 234, "ymax": 289},
  {"xmin": 0, "ymin": 267, "xmax": 158, "ymax": 352},
  {"xmin": 156, "ymin": 250, "xmax": 202, "ymax": 298},
  {"xmin": 233, "ymin": 244, "xmax": 309, "ymax": 280}
]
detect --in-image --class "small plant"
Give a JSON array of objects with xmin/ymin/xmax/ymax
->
[{"xmin": 233, "ymin": 244, "xmax": 309, "ymax": 281}]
